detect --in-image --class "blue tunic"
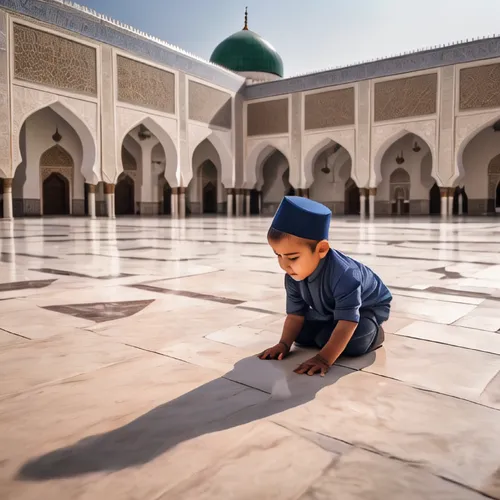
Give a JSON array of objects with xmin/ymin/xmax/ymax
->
[{"xmin": 285, "ymin": 249, "xmax": 392, "ymax": 325}]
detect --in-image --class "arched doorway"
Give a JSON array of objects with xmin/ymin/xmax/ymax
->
[
  {"xmin": 488, "ymin": 153, "xmax": 500, "ymax": 214},
  {"xmin": 115, "ymin": 174, "xmax": 135, "ymax": 215},
  {"xmin": 250, "ymin": 189, "xmax": 260, "ymax": 215},
  {"xmin": 163, "ymin": 182, "xmax": 172, "ymax": 215},
  {"xmin": 43, "ymin": 173, "xmax": 70, "ymax": 215},
  {"xmin": 390, "ymin": 168, "xmax": 410, "ymax": 215},
  {"xmin": 496, "ymin": 182, "xmax": 500, "ymax": 213},
  {"xmin": 429, "ymin": 183, "xmax": 441, "ymax": 215},
  {"xmin": 203, "ymin": 181, "xmax": 217, "ymax": 213},
  {"xmin": 257, "ymin": 149, "xmax": 291, "ymax": 215},
  {"xmin": 453, "ymin": 187, "xmax": 469, "ymax": 215},
  {"xmin": 344, "ymin": 178, "xmax": 360, "ymax": 215},
  {"xmin": 198, "ymin": 160, "xmax": 218, "ymax": 214},
  {"xmin": 40, "ymin": 145, "xmax": 73, "ymax": 216}
]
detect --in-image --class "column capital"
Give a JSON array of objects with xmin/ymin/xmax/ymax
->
[
  {"xmin": 2, "ymin": 178, "xmax": 12, "ymax": 190},
  {"xmin": 87, "ymin": 183, "xmax": 96, "ymax": 194},
  {"xmin": 440, "ymin": 187, "xmax": 448, "ymax": 197},
  {"xmin": 447, "ymin": 187, "xmax": 456, "ymax": 196},
  {"xmin": 178, "ymin": 187, "xmax": 186, "ymax": 195},
  {"xmin": 226, "ymin": 188, "xmax": 235, "ymax": 195},
  {"xmin": 359, "ymin": 188, "xmax": 368, "ymax": 196},
  {"xmin": 104, "ymin": 183, "xmax": 115, "ymax": 194},
  {"xmin": 368, "ymin": 188, "xmax": 377, "ymax": 196}
]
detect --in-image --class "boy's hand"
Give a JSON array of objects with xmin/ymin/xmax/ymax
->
[
  {"xmin": 294, "ymin": 354, "xmax": 331, "ymax": 377},
  {"xmin": 258, "ymin": 341, "xmax": 290, "ymax": 360}
]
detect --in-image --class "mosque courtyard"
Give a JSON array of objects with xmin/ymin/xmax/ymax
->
[{"xmin": 0, "ymin": 215, "xmax": 499, "ymax": 499}]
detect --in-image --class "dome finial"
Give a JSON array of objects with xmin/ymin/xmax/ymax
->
[{"xmin": 243, "ymin": 7, "xmax": 248, "ymax": 30}]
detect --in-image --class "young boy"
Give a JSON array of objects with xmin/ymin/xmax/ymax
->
[{"xmin": 259, "ymin": 196, "xmax": 392, "ymax": 377}]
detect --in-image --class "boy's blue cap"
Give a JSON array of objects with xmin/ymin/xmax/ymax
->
[{"xmin": 271, "ymin": 196, "xmax": 331, "ymax": 241}]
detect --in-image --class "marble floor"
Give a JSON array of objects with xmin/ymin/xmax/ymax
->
[{"xmin": 0, "ymin": 215, "xmax": 499, "ymax": 500}]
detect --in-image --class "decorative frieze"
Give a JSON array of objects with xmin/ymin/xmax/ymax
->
[
  {"xmin": 304, "ymin": 87, "xmax": 355, "ymax": 130},
  {"xmin": 117, "ymin": 55, "xmax": 175, "ymax": 113},
  {"xmin": 247, "ymin": 98, "xmax": 288, "ymax": 136},
  {"xmin": 374, "ymin": 73, "xmax": 438, "ymax": 122},
  {"xmin": 460, "ymin": 63, "xmax": 500, "ymax": 111},
  {"xmin": 13, "ymin": 23, "xmax": 97, "ymax": 96}
]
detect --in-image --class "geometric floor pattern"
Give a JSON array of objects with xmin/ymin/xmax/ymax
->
[{"xmin": 0, "ymin": 216, "xmax": 499, "ymax": 499}]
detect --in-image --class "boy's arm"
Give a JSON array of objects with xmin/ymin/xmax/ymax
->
[
  {"xmin": 319, "ymin": 320, "xmax": 357, "ymax": 365},
  {"xmin": 279, "ymin": 314, "xmax": 305, "ymax": 349}
]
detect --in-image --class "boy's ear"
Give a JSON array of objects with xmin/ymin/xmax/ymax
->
[{"xmin": 317, "ymin": 240, "xmax": 330, "ymax": 257}]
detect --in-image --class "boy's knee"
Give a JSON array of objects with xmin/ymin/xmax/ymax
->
[{"xmin": 343, "ymin": 315, "xmax": 380, "ymax": 357}]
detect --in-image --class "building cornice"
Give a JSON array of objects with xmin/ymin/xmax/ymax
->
[
  {"xmin": 245, "ymin": 36, "xmax": 500, "ymax": 99},
  {"xmin": 0, "ymin": 0, "xmax": 245, "ymax": 93}
]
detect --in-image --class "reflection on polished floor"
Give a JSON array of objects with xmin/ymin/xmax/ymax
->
[{"xmin": 0, "ymin": 216, "xmax": 499, "ymax": 500}]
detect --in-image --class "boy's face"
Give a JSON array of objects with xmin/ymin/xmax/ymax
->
[{"xmin": 268, "ymin": 234, "xmax": 330, "ymax": 281}]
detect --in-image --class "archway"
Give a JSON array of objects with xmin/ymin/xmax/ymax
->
[
  {"xmin": 308, "ymin": 141, "xmax": 352, "ymax": 212},
  {"xmin": 390, "ymin": 168, "xmax": 410, "ymax": 215},
  {"xmin": 249, "ymin": 189, "xmax": 260, "ymax": 215},
  {"xmin": 429, "ymin": 183, "xmax": 441, "ymax": 215},
  {"xmin": 378, "ymin": 132, "xmax": 433, "ymax": 216},
  {"xmin": 459, "ymin": 121, "xmax": 500, "ymax": 215},
  {"xmin": 163, "ymin": 182, "xmax": 172, "ymax": 215},
  {"xmin": 452, "ymin": 187, "xmax": 469, "ymax": 215},
  {"xmin": 200, "ymin": 161, "xmax": 218, "ymax": 214},
  {"xmin": 43, "ymin": 173, "xmax": 70, "ymax": 215},
  {"xmin": 14, "ymin": 108, "xmax": 85, "ymax": 216},
  {"xmin": 115, "ymin": 174, "xmax": 135, "ymax": 215},
  {"xmin": 189, "ymin": 139, "xmax": 223, "ymax": 215},
  {"xmin": 257, "ymin": 149, "xmax": 291, "ymax": 215},
  {"xmin": 488, "ymin": 153, "xmax": 500, "ymax": 214},
  {"xmin": 40, "ymin": 145, "xmax": 74, "ymax": 216},
  {"xmin": 344, "ymin": 178, "xmax": 360, "ymax": 215}
]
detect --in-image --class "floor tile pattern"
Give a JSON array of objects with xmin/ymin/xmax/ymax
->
[{"xmin": 0, "ymin": 216, "xmax": 499, "ymax": 499}]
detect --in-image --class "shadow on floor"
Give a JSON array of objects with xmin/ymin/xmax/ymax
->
[{"xmin": 17, "ymin": 351, "xmax": 375, "ymax": 480}]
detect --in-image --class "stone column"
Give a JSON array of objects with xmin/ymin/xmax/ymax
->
[
  {"xmin": 179, "ymin": 187, "xmax": 186, "ymax": 218},
  {"xmin": 226, "ymin": 188, "xmax": 234, "ymax": 217},
  {"xmin": 235, "ymin": 189, "xmax": 242, "ymax": 217},
  {"xmin": 245, "ymin": 189, "xmax": 251, "ymax": 216},
  {"xmin": 104, "ymin": 183, "xmax": 115, "ymax": 219},
  {"xmin": 87, "ymin": 184, "xmax": 96, "ymax": 218},
  {"xmin": 440, "ymin": 187, "xmax": 448, "ymax": 217},
  {"xmin": 171, "ymin": 187, "xmax": 179, "ymax": 217},
  {"xmin": 360, "ymin": 188, "xmax": 367, "ymax": 218},
  {"xmin": 447, "ymin": 187, "xmax": 454, "ymax": 216},
  {"xmin": 2, "ymin": 178, "xmax": 13, "ymax": 219},
  {"xmin": 368, "ymin": 188, "xmax": 377, "ymax": 218}
]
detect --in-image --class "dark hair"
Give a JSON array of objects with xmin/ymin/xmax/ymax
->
[{"xmin": 267, "ymin": 226, "xmax": 319, "ymax": 252}]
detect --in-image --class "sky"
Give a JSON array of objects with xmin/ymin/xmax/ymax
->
[{"xmin": 79, "ymin": 0, "xmax": 500, "ymax": 77}]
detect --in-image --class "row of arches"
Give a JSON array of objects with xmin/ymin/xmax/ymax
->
[
  {"xmin": 2, "ymin": 97, "xmax": 500, "ymax": 217},
  {"xmin": 252, "ymin": 127, "xmax": 500, "ymax": 216}
]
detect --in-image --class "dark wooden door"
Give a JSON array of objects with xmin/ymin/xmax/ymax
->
[{"xmin": 43, "ymin": 173, "xmax": 69, "ymax": 215}]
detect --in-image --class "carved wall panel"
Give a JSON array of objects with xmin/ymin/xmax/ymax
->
[
  {"xmin": 13, "ymin": 23, "xmax": 97, "ymax": 96},
  {"xmin": 188, "ymin": 81, "xmax": 232, "ymax": 129},
  {"xmin": 247, "ymin": 98, "xmax": 289, "ymax": 136},
  {"xmin": 40, "ymin": 145, "xmax": 74, "ymax": 167},
  {"xmin": 41, "ymin": 167, "xmax": 73, "ymax": 183},
  {"xmin": 304, "ymin": 87, "xmax": 355, "ymax": 130},
  {"xmin": 460, "ymin": 63, "xmax": 500, "ymax": 111},
  {"xmin": 0, "ymin": 12, "xmax": 10, "ymax": 178},
  {"xmin": 374, "ymin": 73, "xmax": 437, "ymax": 122},
  {"xmin": 117, "ymin": 55, "xmax": 175, "ymax": 113}
]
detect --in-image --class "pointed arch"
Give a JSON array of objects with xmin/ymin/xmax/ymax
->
[
  {"xmin": 187, "ymin": 132, "xmax": 233, "ymax": 189},
  {"xmin": 40, "ymin": 145, "xmax": 74, "ymax": 168},
  {"xmin": 303, "ymin": 136, "xmax": 353, "ymax": 188},
  {"xmin": 455, "ymin": 112, "xmax": 500, "ymax": 184},
  {"xmin": 245, "ymin": 139, "xmax": 291, "ymax": 189},
  {"xmin": 372, "ymin": 126, "xmax": 435, "ymax": 187},
  {"xmin": 14, "ymin": 100, "xmax": 97, "ymax": 182},
  {"xmin": 120, "ymin": 116, "xmax": 178, "ymax": 187}
]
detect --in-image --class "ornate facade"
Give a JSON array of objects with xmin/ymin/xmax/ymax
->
[{"xmin": 0, "ymin": 0, "xmax": 499, "ymax": 219}]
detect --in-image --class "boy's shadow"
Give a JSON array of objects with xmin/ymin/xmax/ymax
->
[{"xmin": 17, "ymin": 350, "xmax": 376, "ymax": 481}]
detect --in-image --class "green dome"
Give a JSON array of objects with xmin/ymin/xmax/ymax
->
[{"xmin": 210, "ymin": 29, "xmax": 284, "ymax": 78}]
